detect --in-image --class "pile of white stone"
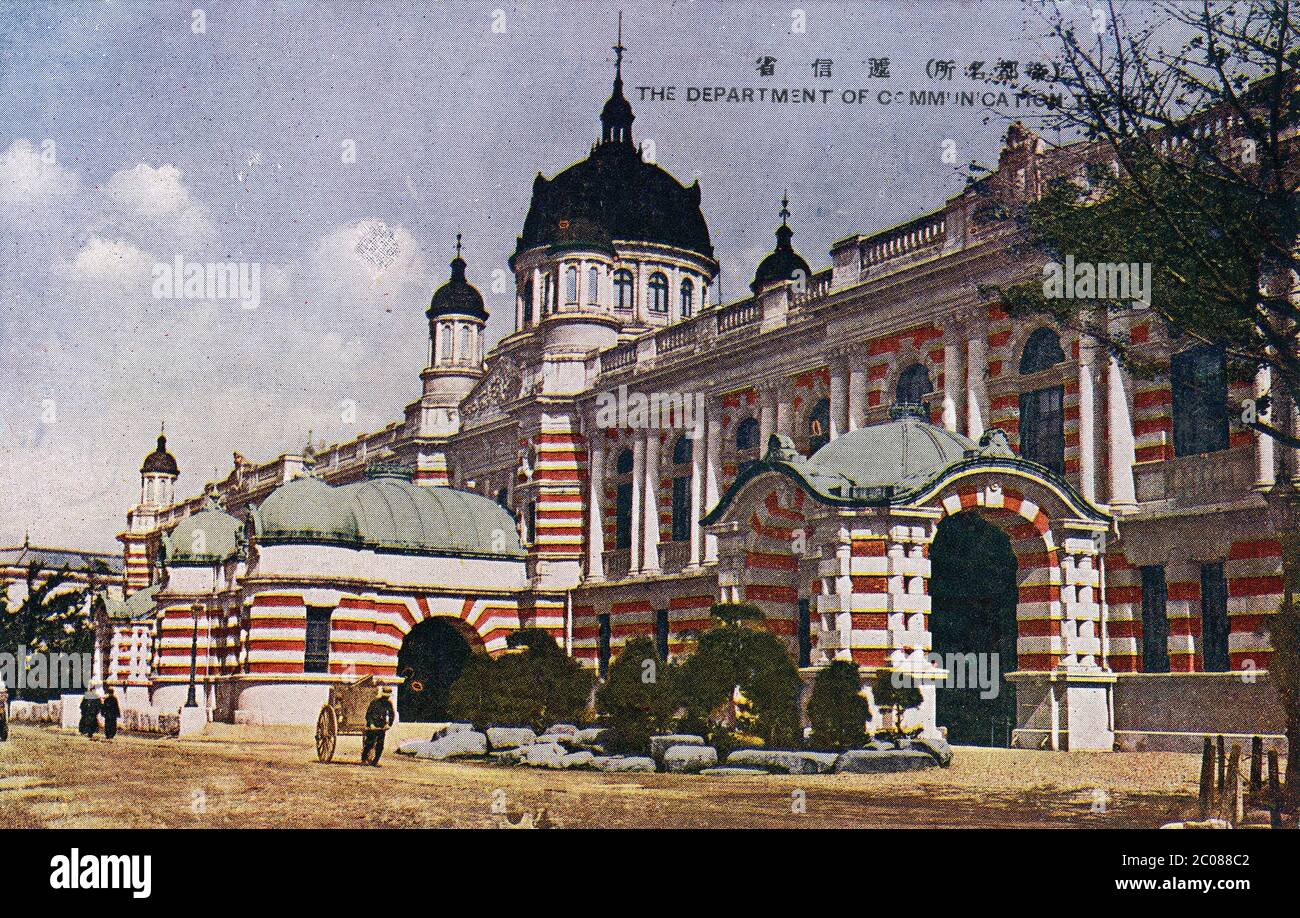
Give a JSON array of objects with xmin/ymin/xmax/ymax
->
[
  {"xmin": 8, "ymin": 699, "xmax": 63, "ymax": 725},
  {"xmin": 397, "ymin": 724, "xmax": 953, "ymax": 775},
  {"xmin": 7, "ymin": 699, "xmax": 179, "ymax": 735}
]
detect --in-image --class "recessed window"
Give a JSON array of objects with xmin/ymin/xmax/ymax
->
[
  {"xmin": 522, "ymin": 280, "xmax": 534, "ymax": 325},
  {"xmin": 679, "ymin": 278, "xmax": 693, "ymax": 318},
  {"xmin": 304, "ymin": 606, "xmax": 333, "ymax": 674},
  {"xmin": 587, "ymin": 266, "xmax": 600, "ymax": 306},
  {"xmin": 648, "ymin": 272, "xmax": 669, "ymax": 313},
  {"xmin": 671, "ymin": 436, "xmax": 692, "ymax": 543},
  {"xmin": 1140, "ymin": 566, "xmax": 1170, "ymax": 673},
  {"xmin": 807, "ymin": 398, "xmax": 830, "ymax": 453},
  {"xmin": 735, "ymin": 417, "xmax": 759, "ymax": 452},
  {"xmin": 1020, "ymin": 328, "xmax": 1065, "ymax": 374},
  {"xmin": 565, "ymin": 265, "xmax": 578, "ymax": 305},
  {"xmin": 614, "ymin": 448, "xmax": 634, "ymax": 551},
  {"xmin": 614, "ymin": 269, "xmax": 634, "ymax": 310},
  {"xmin": 1172, "ymin": 345, "xmax": 1229, "ymax": 457},
  {"xmin": 597, "ymin": 614, "xmax": 612, "ymax": 678},
  {"xmin": 1019, "ymin": 385, "xmax": 1065, "ymax": 474},
  {"xmin": 1200, "ymin": 562, "xmax": 1230, "ymax": 672},
  {"xmin": 895, "ymin": 363, "xmax": 933, "ymax": 407}
]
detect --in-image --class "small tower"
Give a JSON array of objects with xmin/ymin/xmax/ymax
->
[
  {"xmin": 751, "ymin": 191, "xmax": 811, "ymax": 294},
  {"xmin": 139, "ymin": 423, "xmax": 180, "ymax": 508},
  {"xmin": 417, "ymin": 235, "xmax": 488, "ymax": 438}
]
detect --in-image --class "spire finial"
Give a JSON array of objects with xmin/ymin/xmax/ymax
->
[
  {"xmin": 455, "ymin": 231, "xmax": 462, "ymax": 259},
  {"xmin": 780, "ymin": 190, "xmax": 790, "ymax": 227},
  {"xmin": 614, "ymin": 11, "xmax": 625, "ymax": 80}
]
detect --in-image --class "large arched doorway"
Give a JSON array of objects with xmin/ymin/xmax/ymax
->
[
  {"xmin": 929, "ymin": 511, "xmax": 1019, "ymax": 746},
  {"xmin": 397, "ymin": 618, "xmax": 476, "ymax": 722}
]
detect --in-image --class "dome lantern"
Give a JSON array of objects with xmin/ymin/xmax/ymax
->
[{"xmin": 751, "ymin": 190, "xmax": 812, "ymax": 294}]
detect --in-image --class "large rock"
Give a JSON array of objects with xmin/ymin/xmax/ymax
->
[
  {"xmin": 560, "ymin": 750, "xmax": 595, "ymax": 769},
  {"xmin": 397, "ymin": 730, "xmax": 488, "ymax": 760},
  {"xmin": 700, "ymin": 766, "xmax": 770, "ymax": 777},
  {"xmin": 486, "ymin": 726, "xmax": 537, "ymax": 750},
  {"xmin": 590, "ymin": 755, "xmax": 657, "ymax": 773},
  {"xmin": 650, "ymin": 734, "xmax": 705, "ymax": 763},
  {"xmin": 834, "ymin": 749, "xmax": 936, "ymax": 774},
  {"xmin": 727, "ymin": 749, "xmax": 839, "ymax": 775},
  {"xmin": 663, "ymin": 745, "xmax": 718, "ymax": 774},
  {"xmin": 911, "ymin": 735, "xmax": 953, "ymax": 767},
  {"xmin": 523, "ymin": 741, "xmax": 568, "ymax": 768},
  {"xmin": 542, "ymin": 723, "xmax": 578, "ymax": 737},
  {"xmin": 572, "ymin": 727, "xmax": 608, "ymax": 746},
  {"xmin": 430, "ymin": 722, "xmax": 475, "ymax": 741}
]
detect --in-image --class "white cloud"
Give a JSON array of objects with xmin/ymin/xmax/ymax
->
[
  {"xmin": 61, "ymin": 235, "xmax": 154, "ymax": 283},
  {"xmin": 103, "ymin": 162, "xmax": 212, "ymax": 243},
  {"xmin": 0, "ymin": 139, "xmax": 79, "ymax": 205}
]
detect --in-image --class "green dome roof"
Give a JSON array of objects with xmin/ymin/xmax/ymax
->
[
  {"xmin": 253, "ymin": 474, "xmax": 359, "ymax": 547},
  {"xmin": 165, "ymin": 507, "xmax": 243, "ymax": 566},
  {"xmin": 253, "ymin": 471, "xmax": 524, "ymax": 558},
  {"xmin": 810, "ymin": 414, "xmax": 976, "ymax": 492}
]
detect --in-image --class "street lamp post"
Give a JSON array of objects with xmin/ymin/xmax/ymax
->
[{"xmin": 185, "ymin": 602, "xmax": 201, "ymax": 709}]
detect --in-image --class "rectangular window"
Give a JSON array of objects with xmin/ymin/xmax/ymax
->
[
  {"xmin": 1139, "ymin": 566, "xmax": 1170, "ymax": 673},
  {"xmin": 615, "ymin": 481, "xmax": 633, "ymax": 550},
  {"xmin": 1200, "ymin": 562, "xmax": 1230, "ymax": 672},
  {"xmin": 1018, "ymin": 385, "xmax": 1065, "ymax": 474},
  {"xmin": 597, "ymin": 614, "xmax": 612, "ymax": 679},
  {"xmin": 655, "ymin": 608, "xmax": 670, "ymax": 660},
  {"xmin": 671, "ymin": 476, "xmax": 691, "ymax": 542},
  {"xmin": 1172, "ymin": 346, "xmax": 1229, "ymax": 457},
  {"xmin": 304, "ymin": 606, "xmax": 332, "ymax": 674},
  {"xmin": 797, "ymin": 598, "xmax": 812, "ymax": 668}
]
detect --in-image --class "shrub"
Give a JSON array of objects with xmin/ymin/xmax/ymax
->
[
  {"xmin": 674, "ymin": 603, "xmax": 801, "ymax": 748},
  {"xmin": 447, "ymin": 628, "xmax": 594, "ymax": 731},
  {"xmin": 807, "ymin": 660, "xmax": 870, "ymax": 750},
  {"xmin": 872, "ymin": 669, "xmax": 924, "ymax": 739},
  {"xmin": 595, "ymin": 635, "xmax": 677, "ymax": 754}
]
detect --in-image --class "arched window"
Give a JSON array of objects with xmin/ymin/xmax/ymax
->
[
  {"xmin": 459, "ymin": 325, "xmax": 470, "ymax": 361},
  {"xmin": 648, "ymin": 272, "xmax": 669, "ymax": 313},
  {"xmin": 671, "ymin": 436, "xmax": 693, "ymax": 542},
  {"xmin": 735, "ymin": 416, "xmax": 760, "ymax": 451},
  {"xmin": 587, "ymin": 266, "xmax": 600, "ymax": 306},
  {"xmin": 542, "ymin": 273, "xmax": 555, "ymax": 314},
  {"xmin": 565, "ymin": 265, "xmax": 578, "ymax": 305},
  {"xmin": 1020, "ymin": 328, "xmax": 1066, "ymax": 374},
  {"xmin": 679, "ymin": 278, "xmax": 693, "ymax": 318},
  {"xmin": 522, "ymin": 279, "xmax": 534, "ymax": 325},
  {"xmin": 895, "ymin": 363, "xmax": 933, "ymax": 407},
  {"xmin": 614, "ymin": 269, "xmax": 634, "ymax": 311},
  {"xmin": 614, "ymin": 448, "xmax": 634, "ymax": 550},
  {"xmin": 807, "ymin": 398, "xmax": 830, "ymax": 453},
  {"xmin": 440, "ymin": 325, "xmax": 453, "ymax": 360}
]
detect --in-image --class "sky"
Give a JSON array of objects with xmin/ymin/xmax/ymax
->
[{"xmin": 0, "ymin": 0, "xmax": 1118, "ymax": 551}]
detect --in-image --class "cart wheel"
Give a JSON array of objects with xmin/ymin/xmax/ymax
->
[{"xmin": 315, "ymin": 706, "xmax": 337, "ymax": 763}]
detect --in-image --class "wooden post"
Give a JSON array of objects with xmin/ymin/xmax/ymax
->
[
  {"xmin": 1268, "ymin": 749, "xmax": 1282, "ymax": 829},
  {"xmin": 1216, "ymin": 735, "xmax": 1226, "ymax": 794},
  {"xmin": 1250, "ymin": 735, "xmax": 1264, "ymax": 798},
  {"xmin": 1199, "ymin": 737, "xmax": 1215, "ymax": 819},
  {"xmin": 1226, "ymin": 745, "xmax": 1242, "ymax": 825}
]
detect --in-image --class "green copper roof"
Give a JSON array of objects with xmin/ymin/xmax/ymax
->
[
  {"xmin": 165, "ymin": 507, "xmax": 243, "ymax": 566},
  {"xmin": 701, "ymin": 418, "xmax": 1107, "ymax": 524},
  {"xmin": 252, "ymin": 471, "xmax": 524, "ymax": 558},
  {"xmin": 123, "ymin": 584, "xmax": 159, "ymax": 621}
]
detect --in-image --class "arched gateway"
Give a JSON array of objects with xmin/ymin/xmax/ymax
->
[{"xmin": 702, "ymin": 409, "xmax": 1115, "ymax": 750}]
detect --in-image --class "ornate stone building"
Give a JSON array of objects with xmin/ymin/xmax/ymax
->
[{"xmin": 108, "ymin": 43, "xmax": 1286, "ymax": 750}]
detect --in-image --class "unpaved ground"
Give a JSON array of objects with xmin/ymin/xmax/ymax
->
[{"xmin": 0, "ymin": 722, "xmax": 1205, "ymax": 828}]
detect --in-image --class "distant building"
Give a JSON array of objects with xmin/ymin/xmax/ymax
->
[{"xmin": 105, "ymin": 35, "xmax": 1286, "ymax": 751}]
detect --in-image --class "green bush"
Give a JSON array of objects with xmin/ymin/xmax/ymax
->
[
  {"xmin": 595, "ymin": 635, "xmax": 677, "ymax": 754},
  {"xmin": 807, "ymin": 660, "xmax": 870, "ymax": 750},
  {"xmin": 872, "ymin": 669, "xmax": 924, "ymax": 739},
  {"xmin": 674, "ymin": 603, "xmax": 801, "ymax": 747},
  {"xmin": 447, "ymin": 628, "xmax": 594, "ymax": 731}
]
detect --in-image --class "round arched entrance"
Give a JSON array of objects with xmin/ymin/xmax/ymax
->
[
  {"xmin": 397, "ymin": 618, "xmax": 478, "ymax": 722},
  {"xmin": 929, "ymin": 510, "xmax": 1019, "ymax": 746}
]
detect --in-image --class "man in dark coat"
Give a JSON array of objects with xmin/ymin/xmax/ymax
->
[
  {"xmin": 78, "ymin": 692, "xmax": 101, "ymax": 739},
  {"xmin": 100, "ymin": 687, "xmax": 121, "ymax": 740},
  {"xmin": 361, "ymin": 687, "xmax": 395, "ymax": 766}
]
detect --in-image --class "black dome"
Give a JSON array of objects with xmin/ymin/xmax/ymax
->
[
  {"xmin": 751, "ymin": 196, "xmax": 811, "ymax": 293},
  {"xmin": 427, "ymin": 248, "xmax": 488, "ymax": 322},
  {"xmin": 511, "ymin": 34, "xmax": 713, "ymax": 267},
  {"xmin": 513, "ymin": 144, "xmax": 714, "ymax": 265},
  {"xmin": 141, "ymin": 432, "xmax": 179, "ymax": 476}
]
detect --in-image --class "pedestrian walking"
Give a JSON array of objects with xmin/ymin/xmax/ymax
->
[
  {"xmin": 78, "ymin": 691, "xmax": 101, "ymax": 739},
  {"xmin": 101, "ymin": 687, "xmax": 121, "ymax": 740}
]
